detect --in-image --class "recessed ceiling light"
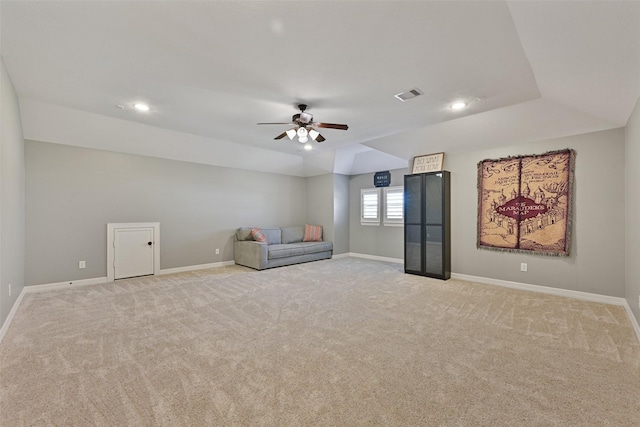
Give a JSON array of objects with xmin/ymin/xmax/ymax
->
[
  {"xmin": 303, "ymin": 144, "xmax": 313, "ymax": 151},
  {"xmin": 450, "ymin": 102, "xmax": 466, "ymax": 110},
  {"xmin": 134, "ymin": 103, "xmax": 150, "ymax": 112}
]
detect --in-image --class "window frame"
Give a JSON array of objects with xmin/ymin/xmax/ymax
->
[
  {"xmin": 360, "ymin": 188, "xmax": 381, "ymax": 226},
  {"xmin": 383, "ymin": 186, "xmax": 404, "ymax": 227}
]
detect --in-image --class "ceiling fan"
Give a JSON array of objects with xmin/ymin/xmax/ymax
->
[{"xmin": 257, "ymin": 104, "xmax": 348, "ymax": 143}]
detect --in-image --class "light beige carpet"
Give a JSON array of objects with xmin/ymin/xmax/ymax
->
[{"xmin": 1, "ymin": 257, "xmax": 639, "ymax": 426}]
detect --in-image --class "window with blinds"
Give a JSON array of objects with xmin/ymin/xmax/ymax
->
[
  {"xmin": 361, "ymin": 188, "xmax": 380, "ymax": 225},
  {"xmin": 384, "ymin": 186, "xmax": 404, "ymax": 226}
]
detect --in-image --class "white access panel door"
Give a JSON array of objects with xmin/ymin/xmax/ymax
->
[{"xmin": 114, "ymin": 227, "xmax": 155, "ymax": 279}]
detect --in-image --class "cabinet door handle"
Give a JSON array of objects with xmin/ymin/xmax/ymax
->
[{"xmin": 148, "ymin": 242, "xmax": 152, "ymax": 246}]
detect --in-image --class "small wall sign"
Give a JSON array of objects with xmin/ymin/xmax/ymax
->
[
  {"xmin": 412, "ymin": 152, "xmax": 444, "ymax": 174},
  {"xmin": 374, "ymin": 171, "xmax": 391, "ymax": 187}
]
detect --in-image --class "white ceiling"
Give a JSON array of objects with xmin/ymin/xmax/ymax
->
[{"xmin": 1, "ymin": 1, "xmax": 639, "ymax": 176}]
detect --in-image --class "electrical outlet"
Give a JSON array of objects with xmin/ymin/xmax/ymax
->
[
  {"xmin": 520, "ymin": 263, "xmax": 528, "ymax": 272},
  {"xmin": 79, "ymin": 260, "xmax": 86, "ymax": 269},
  {"xmin": 215, "ymin": 248, "xmax": 220, "ymax": 255},
  {"xmin": 8, "ymin": 284, "xmax": 11, "ymax": 296}
]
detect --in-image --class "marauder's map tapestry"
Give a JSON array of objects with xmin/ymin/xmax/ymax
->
[{"xmin": 477, "ymin": 149, "xmax": 575, "ymax": 256}]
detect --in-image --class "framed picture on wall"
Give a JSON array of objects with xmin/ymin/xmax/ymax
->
[{"xmin": 411, "ymin": 152, "xmax": 444, "ymax": 174}]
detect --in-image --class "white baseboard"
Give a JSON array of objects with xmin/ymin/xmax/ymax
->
[
  {"xmin": 451, "ymin": 273, "xmax": 626, "ymax": 306},
  {"xmin": 622, "ymin": 300, "xmax": 640, "ymax": 344},
  {"xmin": 159, "ymin": 260, "xmax": 236, "ymax": 275},
  {"xmin": 24, "ymin": 276, "xmax": 109, "ymax": 293},
  {"xmin": 0, "ymin": 287, "xmax": 27, "ymax": 345},
  {"xmin": 347, "ymin": 252, "xmax": 404, "ymax": 264}
]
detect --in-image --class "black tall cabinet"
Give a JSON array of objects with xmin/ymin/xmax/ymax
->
[{"xmin": 404, "ymin": 171, "xmax": 451, "ymax": 280}]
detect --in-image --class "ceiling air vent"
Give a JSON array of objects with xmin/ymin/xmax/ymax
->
[{"xmin": 394, "ymin": 88, "xmax": 423, "ymax": 102}]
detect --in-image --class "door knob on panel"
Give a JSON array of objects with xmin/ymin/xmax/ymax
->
[{"xmin": 148, "ymin": 242, "xmax": 152, "ymax": 246}]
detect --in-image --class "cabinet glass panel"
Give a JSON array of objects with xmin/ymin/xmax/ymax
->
[
  {"xmin": 405, "ymin": 174, "xmax": 422, "ymax": 224},
  {"xmin": 424, "ymin": 173, "xmax": 443, "ymax": 224},
  {"xmin": 425, "ymin": 225, "xmax": 443, "ymax": 276},
  {"xmin": 405, "ymin": 225, "xmax": 422, "ymax": 271},
  {"xmin": 404, "ymin": 171, "xmax": 450, "ymax": 280}
]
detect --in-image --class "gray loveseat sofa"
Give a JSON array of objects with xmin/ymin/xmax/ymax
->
[{"xmin": 234, "ymin": 226, "xmax": 333, "ymax": 270}]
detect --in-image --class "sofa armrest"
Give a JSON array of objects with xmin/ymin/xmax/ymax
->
[{"xmin": 234, "ymin": 240, "xmax": 268, "ymax": 270}]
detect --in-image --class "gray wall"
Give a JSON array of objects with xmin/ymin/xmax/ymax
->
[
  {"xmin": 333, "ymin": 174, "xmax": 350, "ymax": 255},
  {"xmin": 305, "ymin": 174, "xmax": 334, "ymax": 248},
  {"xmin": 626, "ymin": 97, "xmax": 640, "ymax": 323},
  {"xmin": 0, "ymin": 58, "xmax": 26, "ymax": 326},
  {"xmin": 349, "ymin": 168, "xmax": 408, "ymax": 259},
  {"xmin": 349, "ymin": 128, "xmax": 626, "ymax": 298},
  {"xmin": 448, "ymin": 128, "xmax": 625, "ymax": 297},
  {"xmin": 304, "ymin": 173, "xmax": 350, "ymax": 255},
  {"xmin": 25, "ymin": 141, "xmax": 307, "ymax": 285}
]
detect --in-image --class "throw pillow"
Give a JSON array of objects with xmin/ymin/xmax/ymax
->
[
  {"xmin": 250, "ymin": 227, "xmax": 268, "ymax": 243},
  {"xmin": 303, "ymin": 224, "xmax": 323, "ymax": 242}
]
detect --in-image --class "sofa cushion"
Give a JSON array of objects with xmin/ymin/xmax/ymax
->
[
  {"xmin": 262, "ymin": 228, "xmax": 282, "ymax": 245},
  {"xmin": 303, "ymin": 241, "xmax": 333, "ymax": 254},
  {"xmin": 303, "ymin": 224, "xmax": 323, "ymax": 242},
  {"xmin": 236, "ymin": 227, "xmax": 254, "ymax": 241},
  {"xmin": 268, "ymin": 243, "xmax": 305, "ymax": 259},
  {"xmin": 250, "ymin": 227, "xmax": 267, "ymax": 243},
  {"xmin": 281, "ymin": 226, "xmax": 304, "ymax": 244}
]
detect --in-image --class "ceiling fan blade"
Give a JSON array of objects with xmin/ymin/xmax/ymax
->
[
  {"xmin": 257, "ymin": 122, "xmax": 295, "ymax": 125},
  {"xmin": 315, "ymin": 122, "xmax": 349, "ymax": 130},
  {"xmin": 316, "ymin": 134, "xmax": 326, "ymax": 142},
  {"xmin": 274, "ymin": 132, "xmax": 288, "ymax": 140}
]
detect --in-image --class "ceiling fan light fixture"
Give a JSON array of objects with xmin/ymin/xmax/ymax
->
[
  {"xmin": 299, "ymin": 112, "xmax": 313, "ymax": 124},
  {"xmin": 258, "ymin": 104, "xmax": 348, "ymax": 143},
  {"xmin": 297, "ymin": 127, "xmax": 309, "ymax": 141}
]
